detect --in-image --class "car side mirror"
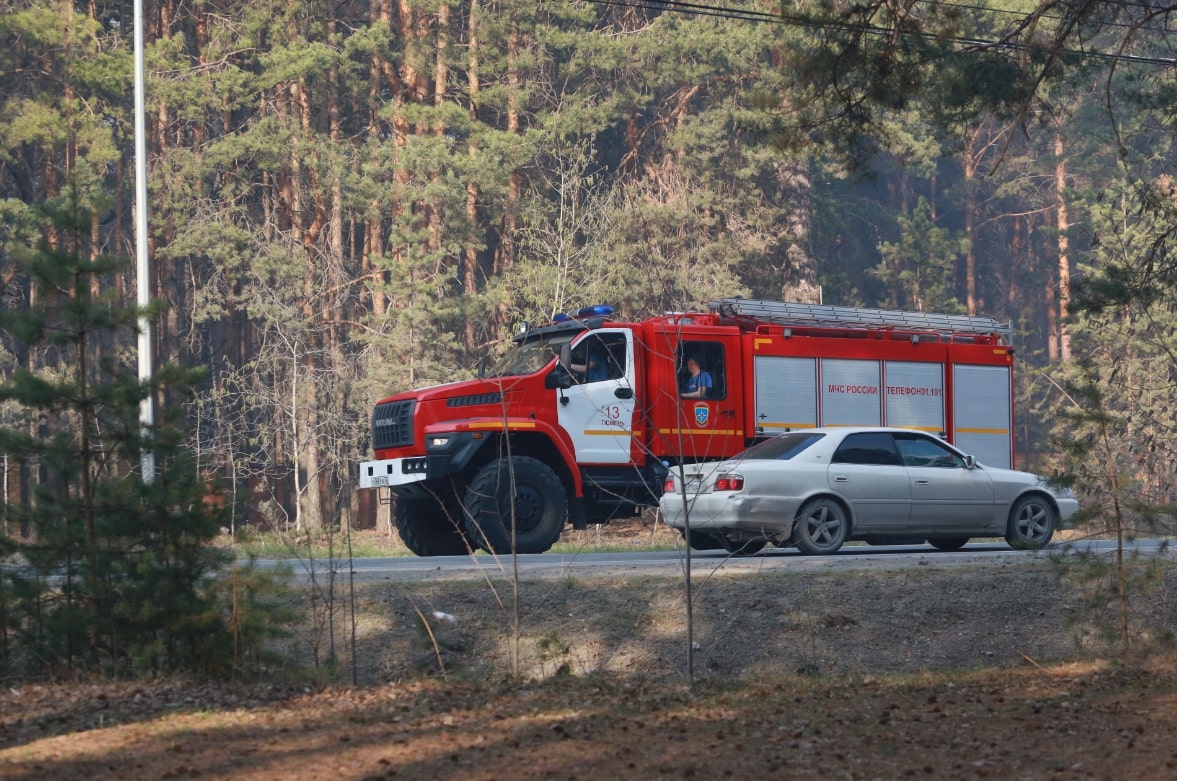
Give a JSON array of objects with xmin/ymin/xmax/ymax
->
[{"xmin": 964, "ymin": 455, "xmax": 976, "ymax": 469}]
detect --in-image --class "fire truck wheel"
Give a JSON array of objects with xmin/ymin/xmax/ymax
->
[
  {"xmin": 394, "ymin": 495, "xmax": 470, "ymax": 557},
  {"xmin": 681, "ymin": 530, "xmax": 724, "ymax": 551},
  {"xmin": 720, "ymin": 536, "xmax": 767, "ymax": 556},
  {"xmin": 463, "ymin": 456, "xmax": 567, "ymax": 554},
  {"xmin": 927, "ymin": 536, "xmax": 970, "ymax": 552},
  {"xmin": 793, "ymin": 497, "xmax": 849, "ymax": 555},
  {"xmin": 1005, "ymin": 494, "xmax": 1055, "ymax": 549}
]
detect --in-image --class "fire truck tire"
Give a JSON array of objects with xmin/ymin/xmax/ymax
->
[
  {"xmin": 681, "ymin": 530, "xmax": 724, "ymax": 551},
  {"xmin": 793, "ymin": 497, "xmax": 849, "ymax": 555},
  {"xmin": 927, "ymin": 536, "xmax": 970, "ymax": 551},
  {"xmin": 463, "ymin": 456, "xmax": 567, "ymax": 554},
  {"xmin": 394, "ymin": 495, "xmax": 470, "ymax": 557},
  {"xmin": 1005, "ymin": 494, "xmax": 1055, "ymax": 549},
  {"xmin": 720, "ymin": 536, "xmax": 767, "ymax": 556}
]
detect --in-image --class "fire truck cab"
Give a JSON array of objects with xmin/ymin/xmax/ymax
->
[{"xmin": 358, "ymin": 298, "xmax": 1015, "ymax": 556}]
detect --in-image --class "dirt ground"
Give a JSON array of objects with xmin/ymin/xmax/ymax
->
[{"xmin": 3, "ymin": 523, "xmax": 1177, "ymax": 780}]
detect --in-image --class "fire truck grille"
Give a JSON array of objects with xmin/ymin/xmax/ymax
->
[{"xmin": 371, "ymin": 400, "xmax": 415, "ymax": 450}]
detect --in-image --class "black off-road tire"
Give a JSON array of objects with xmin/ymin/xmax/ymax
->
[
  {"xmin": 394, "ymin": 494, "xmax": 470, "ymax": 556},
  {"xmin": 1005, "ymin": 494, "xmax": 1056, "ymax": 549},
  {"xmin": 927, "ymin": 536, "xmax": 970, "ymax": 552},
  {"xmin": 793, "ymin": 497, "xmax": 850, "ymax": 555},
  {"xmin": 720, "ymin": 536, "xmax": 767, "ymax": 556},
  {"xmin": 463, "ymin": 456, "xmax": 567, "ymax": 554},
  {"xmin": 681, "ymin": 529, "xmax": 724, "ymax": 550}
]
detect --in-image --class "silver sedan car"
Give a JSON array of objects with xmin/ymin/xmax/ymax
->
[{"xmin": 659, "ymin": 427, "xmax": 1079, "ymax": 556}]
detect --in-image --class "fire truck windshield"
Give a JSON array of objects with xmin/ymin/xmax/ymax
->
[{"xmin": 487, "ymin": 333, "xmax": 576, "ymax": 377}]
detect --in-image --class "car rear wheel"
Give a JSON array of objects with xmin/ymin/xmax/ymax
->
[
  {"xmin": 793, "ymin": 498, "xmax": 849, "ymax": 555},
  {"xmin": 1005, "ymin": 494, "xmax": 1055, "ymax": 549},
  {"xmin": 927, "ymin": 536, "xmax": 969, "ymax": 552},
  {"xmin": 720, "ymin": 536, "xmax": 766, "ymax": 556}
]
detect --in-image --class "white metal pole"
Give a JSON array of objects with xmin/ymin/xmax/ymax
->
[{"xmin": 134, "ymin": 0, "xmax": 155, "ymax": 482}]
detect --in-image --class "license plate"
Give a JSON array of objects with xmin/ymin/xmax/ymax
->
[
  {"xmin": 685, "ymin": 479, "xmax": 703, "ymax": 493},
  {"xmin": 372, "ymin": 475, "xmax": 389, "ymax": 487}
]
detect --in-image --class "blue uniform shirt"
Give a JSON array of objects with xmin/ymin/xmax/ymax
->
[{"xmin": 682, "ymin": 371, "xmax": 713, "ymax": 397}]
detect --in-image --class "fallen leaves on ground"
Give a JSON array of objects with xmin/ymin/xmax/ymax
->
[{"xmin": 3, "ymin": 658, "xmax": 1177, "ymax": 780}]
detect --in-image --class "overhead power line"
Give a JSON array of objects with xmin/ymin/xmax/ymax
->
[{"xmin": 577, "ymin": 0, "xmax": 1177, "ymax": 68}]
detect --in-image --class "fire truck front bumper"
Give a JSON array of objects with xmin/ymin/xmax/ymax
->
[{"xmin": 358, "ymin": 457, "xmax": 430, "ymax": 489}]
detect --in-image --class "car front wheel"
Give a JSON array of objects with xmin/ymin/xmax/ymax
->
[
  {"xmin": 1005, "ymin": 494, "xmax": 1055, "ymax": 549},
  {"xmin": 793, "ymin": 498, "xmax": 849, "ymax": 555}
]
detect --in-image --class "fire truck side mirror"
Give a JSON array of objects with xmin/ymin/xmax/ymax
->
[
  {"xmin": 547, "ymin": 344, "xmax": 575, "ymax": 390},
  {"xmin": 546, "ymin": 370, "xmax": 573, "ymax": 390}
]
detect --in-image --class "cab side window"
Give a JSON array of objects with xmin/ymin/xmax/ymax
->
[
  {"xmin": 571, "ymin": 333, "xmax": 627, "ymax": 383},
  {"xmin": 677, "ymin": 341, "xmax": 726, "ymax": 400}
]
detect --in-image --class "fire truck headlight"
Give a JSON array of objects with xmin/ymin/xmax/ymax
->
[{"xmin": 428, "ymin": 436, "xmax": 451, "ymax": 450}]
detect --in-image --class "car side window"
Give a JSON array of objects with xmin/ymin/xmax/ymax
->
[
  {"xmin": 893, "ymin": 433, "xmax": 965, "ymax": 468},
  {"xmin": 832, "ymin": 432, "xmax": 903, "ymax": 466}
]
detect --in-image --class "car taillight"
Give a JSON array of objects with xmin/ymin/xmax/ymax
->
[
  {"xmin": 714, "ymin": 474, "xmax": 744, "ymax": 492},
  {"xmin": 663, "ymin": 477, "xmax": 676, "ymax": 493}
]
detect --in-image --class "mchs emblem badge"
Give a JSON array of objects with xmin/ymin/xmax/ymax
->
[{"xmin": 693, "ymin": 402, "xmax": 710, "ymax": 427}]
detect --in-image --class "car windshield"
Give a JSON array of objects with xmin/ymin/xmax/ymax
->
[
  {"xmin": 487, "ymin": 333, "xmax": 577, "ymax": 377},
  {"xmin": 740, "ymin": 431, "xmax": 826, "ymax": 460}
]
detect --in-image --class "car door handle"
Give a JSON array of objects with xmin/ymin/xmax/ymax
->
[
  {"xmin": 915, "ymin": 479, "xmax": 930, "ymax": 485},
  {"xmin": 833, "ymin": 475, "xmax": 849, "ymax": 483},
  {"xmin": 614, "ymin": 388, "xmax": 634, "ymax": 399}
]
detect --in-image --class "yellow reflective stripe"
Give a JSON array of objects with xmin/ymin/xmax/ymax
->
[
  {"xmin": 956, "ymin": 427, "xmax": 1009, "ymax": 435},
  {"xmin": 661, "ymin": 429, "xmax": 742, "ymax": 436},
  {"xmin": 468, "ymin": 421, "xmax": 537, "ymax": 430},
  {"xmin": 758, "ymin": 422, "xmax": 816, "ymax": 430},
  {"xmin": 583, "ymin": 430, "xmax": 641, "ymax": 436}
]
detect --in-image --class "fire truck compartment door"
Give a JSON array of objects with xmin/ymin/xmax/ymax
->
[
  {"xmin": 883, "ymin": 361, "xmax": 945, "ymax": 433},
  {"xmin": 754, "ymin": 356, "xmax": 818, "ymax": 435},
  {"xmin": 952, "ymin": 364, "xmax": 1012, "ymax": 469},
  {"xmin": 820, "ymin": 359, "xmax": 883, "ymax": 427},
  {"xmin": 557, "ymin": 329, "xmax": 637, "ymax": 464}
]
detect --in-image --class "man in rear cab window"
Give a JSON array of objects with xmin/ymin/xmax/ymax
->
[{"xmin": 680, "ymin": 356, "xmax": 713, "ymax": 399}]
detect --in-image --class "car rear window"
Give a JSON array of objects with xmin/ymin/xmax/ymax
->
[{"xmin": 742, "ymin": 432, "xmax": 825, "ymax": 460}]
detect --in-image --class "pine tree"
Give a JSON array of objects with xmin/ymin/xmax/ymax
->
[{"xmin": 0, "ymin": 198, "xmax": 236, "ymax": 677}]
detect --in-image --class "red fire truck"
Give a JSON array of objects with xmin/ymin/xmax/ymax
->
[{"xmin": 358, "ymin": 298, "xmax": 1015, "ymax": 556}]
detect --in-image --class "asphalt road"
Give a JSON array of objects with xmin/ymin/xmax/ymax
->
[{"xmin": 256, "ymin": 538, "xmax": 1172, "ymax": 583}]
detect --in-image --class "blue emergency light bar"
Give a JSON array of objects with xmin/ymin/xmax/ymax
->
[{"xmin": 552, "ymin": 305, "xmax": 613, "ymax": 323}]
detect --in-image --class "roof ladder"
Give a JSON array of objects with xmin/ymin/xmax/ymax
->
[{"xmin": 708, "ymin": 298, "xmax": 1012, "ymax": 340}]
